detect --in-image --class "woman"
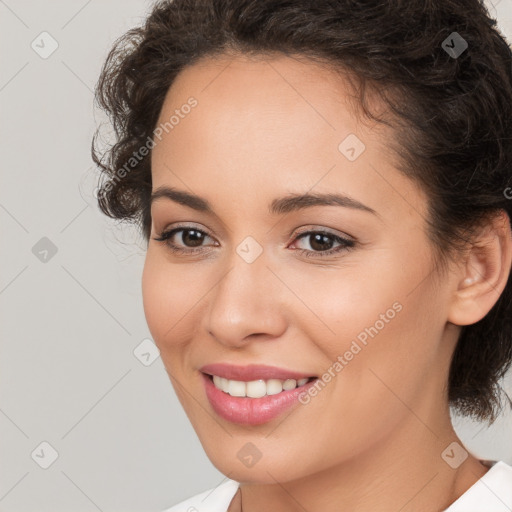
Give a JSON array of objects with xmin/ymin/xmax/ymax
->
[{"xmin": 92, "ymin": 0, "xmax": 512, "ymax": 510}]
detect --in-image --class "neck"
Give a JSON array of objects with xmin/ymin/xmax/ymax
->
[{"xmin": 234, "ymin": 410, "xmax": 488, "ymax": 512}]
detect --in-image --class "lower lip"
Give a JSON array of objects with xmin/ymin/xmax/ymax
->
[{"xmin": 201, "ymin": 373, "xmax": 317, "ymax": 425}]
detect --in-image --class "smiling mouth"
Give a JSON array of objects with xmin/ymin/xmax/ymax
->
[{"xmin": 205, "ymin": 373, "xmax": 317, "ymax": 398}]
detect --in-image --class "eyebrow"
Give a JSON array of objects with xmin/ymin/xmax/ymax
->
[{"xmin": 150, "ymin": 186, "xmax": 379, "ymax": 217}]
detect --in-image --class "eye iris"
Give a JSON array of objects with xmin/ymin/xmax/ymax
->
[
  {"xmin": 310, "ymin": 233, "xmax": 333, "ymax": 251},
  {"xmin": 182, "ymin": 229, "xmax": 204, "ymax": 247}
]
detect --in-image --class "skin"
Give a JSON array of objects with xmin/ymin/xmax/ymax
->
[{"xmin": 141, "ymin": 53, "xmax": 512, "ymax": 511}]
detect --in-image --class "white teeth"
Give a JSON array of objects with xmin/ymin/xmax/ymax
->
[
  {"xmin": 246, "ymin": 380, "xmax": 267, "ymax": 398},
  {"xmin": 228, "ymin": 380, "xmax": 246, "ymax": 397},
  {"xmin": 266, "ymin": 379, "xmax": 284, "ymax": 395},
  {"xmin": 282, "ymin": 379, "xmax": 297, "ymax": 390},
  {"xmin": 220, "ymin": 377, "xmax": 229, "ymax": 393},
  {"xmin": 211, "ymin": 375, "xmax": 312, "ymax": 397}
]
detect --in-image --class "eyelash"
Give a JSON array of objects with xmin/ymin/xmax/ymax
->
[{"xmin": 152, "ymin": 224, "xmax": 356, "ymax": 259}]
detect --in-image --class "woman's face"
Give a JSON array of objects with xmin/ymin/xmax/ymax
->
[{"xmin": 142, "ymin": 53, "xmax": 460, "ymax": 483}]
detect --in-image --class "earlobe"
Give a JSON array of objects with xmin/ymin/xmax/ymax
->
[
  {"xmin": 448, "ymin": 210, "xmax": 512, "ymax": 327},
  {"xmin": 461, "ymin": 276, "xmax": 477, "ymax": 287}
]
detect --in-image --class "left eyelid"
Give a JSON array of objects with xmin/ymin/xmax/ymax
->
[{"xmin": 292, "ymin": 225, "xmax": 353, "ymax": 240}]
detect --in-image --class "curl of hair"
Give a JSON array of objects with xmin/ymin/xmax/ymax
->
[{"xmin": 92, "ymin": 0, "xmax": 512, "ymax": 423}]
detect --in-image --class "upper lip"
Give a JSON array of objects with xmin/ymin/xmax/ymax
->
[{"xmin": 200, "ymin": 363, "xmax": 316, "ymax": 382}]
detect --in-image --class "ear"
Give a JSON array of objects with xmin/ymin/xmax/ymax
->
[{"xmin": 448, "ymin": 210, "xmax": 512, "ymax": 326}]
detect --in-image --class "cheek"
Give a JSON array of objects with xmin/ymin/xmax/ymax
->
[
  {"xmin": 141, "ymin": 252, "xmax": 184, "ymax": 350},
  {"xmin": 141, "ymin": 255, "xmax": 165, "ymax": 341},
  {"xmin": 279, "ymin": 254, "xmax": 407, "ymax": 356},
  {"xmin": 319, "ymin": 275, "xmax": 446, "ymax": 425},
  {"xmin": 141, "ymin": 254, "xmax": 199, "ymax": 409},
  {"xmin": 294, "ymin": 248, "xmax": 443, "ymax": 397},
  {"xmin": 141, "ymin": 250, "xmax": 214, "ymax": 362}
]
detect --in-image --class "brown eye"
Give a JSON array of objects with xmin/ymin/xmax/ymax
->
[
  {"xmin": 176, "ymin": 228, "xmax": 206, "ymax": 248},
  {"xmin": 153, "ymin": 226, "xmax": 216, "ymax": 254},
  {"xmin": 304, "ymin": 232, "xmax": 336, "ymax": 251},
  {"xmin": 291, "ymin": 230, "xmax": 355, "ymax": 258}
]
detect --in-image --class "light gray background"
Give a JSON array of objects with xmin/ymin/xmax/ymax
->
[{"xmin": 1, "ymin": 1, "xmax": 511, "ymax": 511}]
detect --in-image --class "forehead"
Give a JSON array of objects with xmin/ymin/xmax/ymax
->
[
  {"xmin": 157, "ymin": 53, "xmax": 376, "ymax": 139},
  {"xmin": 152, "ymin": 53, "xmax": 382, "ymax": 171},
  {"xmin": 170, "ymin": 52, "xmax": 359, "ymax": 109},
  {"xmin": 150, "ymin": 53, "xmax": 426, "ymax": 224}
]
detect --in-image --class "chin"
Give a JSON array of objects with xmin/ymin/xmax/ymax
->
[{"xmin": 200, "ymin": 439, "xmax": 313, "ymax": 484}]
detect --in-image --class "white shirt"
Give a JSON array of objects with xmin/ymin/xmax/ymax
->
[{"xmin": 162, "ymin": 460, "xmax": 512, "ymax": 512}]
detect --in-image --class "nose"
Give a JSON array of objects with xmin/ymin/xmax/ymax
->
[{"xmin": 204, "ymin": 250, "xmax": 288, "ymax": 348}]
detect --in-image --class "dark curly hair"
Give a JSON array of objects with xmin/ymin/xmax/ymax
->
[{"xmin": 92, "ymin": 0, "xmax": 512, "ymax": 424}]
